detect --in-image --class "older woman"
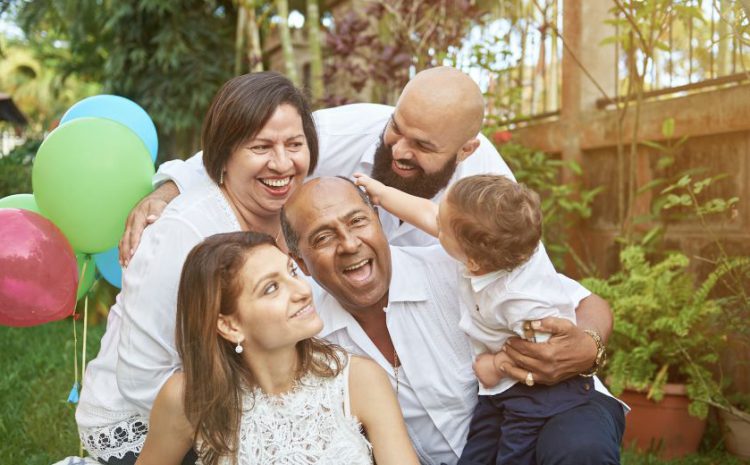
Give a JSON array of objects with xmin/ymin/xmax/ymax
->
[
  {"xmin": 136, "ymin": 232, "xmax": 417, "ymax": 465},
  {"xmin": 76, "ymin": 72, "xmax": 318, "ymax": 464}
]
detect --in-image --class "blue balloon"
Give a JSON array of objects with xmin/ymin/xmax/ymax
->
[
  {"xmin": 94, "ymin": 246, "xmax": 122, "ymax": 288},
  {"xmin": 61, "ymin": 95, "xmax": 158, "ymax": 163}
]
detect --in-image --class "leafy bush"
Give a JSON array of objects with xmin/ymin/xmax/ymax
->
[
  {"xmin": 582, "ymin": 246, "xmax": 729, "ymax": 418},
  {"xmin": 0, "ymin": 137, "xmax": 40, "ymax": 198}
]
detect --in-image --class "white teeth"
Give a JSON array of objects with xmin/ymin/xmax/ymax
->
[
  {"xmin": 261, "ymin": 177, "xmax": 291, "ymax": 187},
  {"xmin": 394, "ymin": 160, "xmax": 414, "ymax": 170},
  {"xmin": 291, "ymin": 305, "xmax": 312, "ymax": 318},
  {"xmin": 344, "ymin": 259, "xmax": 369, "ymax": 271}
]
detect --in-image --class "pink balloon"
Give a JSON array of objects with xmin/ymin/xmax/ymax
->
[{"xmin": 0, "ymin": 208, "xmax": 78, "ymax": 327}]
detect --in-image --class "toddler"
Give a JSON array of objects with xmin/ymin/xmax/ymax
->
[{"xmin": 355, "ymin": 173, "xmax": 593, "ymax": 465}]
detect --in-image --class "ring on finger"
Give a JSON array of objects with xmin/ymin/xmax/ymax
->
[{"xmin": 525, "ymin": 371, "xmax": 534, "ymax": 387}]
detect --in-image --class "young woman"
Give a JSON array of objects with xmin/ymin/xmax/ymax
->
[{"xmin": 136, "ymin": 231, "xmax": 418, "ymax": 465}]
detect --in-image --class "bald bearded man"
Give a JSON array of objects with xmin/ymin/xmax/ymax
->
[{"xmin": 120, "ymin": 66, "xmax": 613, "ymax": 389}]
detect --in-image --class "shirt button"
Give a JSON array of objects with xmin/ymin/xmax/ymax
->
[{"xmin": 583, "ymin": 383, "xmax": 591, "ymax": 391}]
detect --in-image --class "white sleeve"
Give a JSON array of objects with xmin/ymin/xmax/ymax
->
[
  {"xmin": 153, "ymin": 151, "xmax": 213, "ymax": 193},
  {"xmin": 116, "ymin": 216, "xmax": 203, "ymax": 414},
  {"xmin": 557, "ymin": 273, "xmax": 592, "ymax": 308},
  {"xmin": 499, "ymin": 295, "xmax": 563, "ymax": 338}
]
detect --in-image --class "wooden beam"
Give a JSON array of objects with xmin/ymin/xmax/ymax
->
[{"xmin": 513, "ymin": 83, "xmax": 750, "ymax": 153}]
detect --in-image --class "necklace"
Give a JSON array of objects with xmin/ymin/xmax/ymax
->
[{"xmin": 393, "ymin": 349, "xmax": 400, "ymax": 395}]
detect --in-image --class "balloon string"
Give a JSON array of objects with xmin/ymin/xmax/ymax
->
[
  {"xmin": 82, "ymin": 293, "xmax": 89, "ymax": 392},
  {"xmin": 72, "ymin": 306, "xmax": 78, "ymax": 386}
]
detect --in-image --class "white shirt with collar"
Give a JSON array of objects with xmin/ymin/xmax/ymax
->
[
  {"xmin": 458, "ymin": 243, "xmax": 577, "ymax": 396},
  {"xmin": 318, "ymin": 245, "xmax": 477, "ymax": 465},
  {"xmin": 154, "ymin": 103, "xmax": 514, "ymax": 247}
]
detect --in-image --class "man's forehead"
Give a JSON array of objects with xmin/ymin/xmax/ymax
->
[
  {"xmin": 392, "ymin": 106, "xmax": 446, "ymax": 151},
  {"xmin": 289, "ymin": 180, "xmax": 368, "ymax": 227}
]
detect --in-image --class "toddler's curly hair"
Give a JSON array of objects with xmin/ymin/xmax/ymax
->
[{"xmin": 445, "ymin": 174, "xmax": 542, "ymax": 272}]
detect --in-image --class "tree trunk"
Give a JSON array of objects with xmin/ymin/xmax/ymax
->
[
  {"xmin": 234, "ymin": 3, "xmax": 248, "ymax": 75},
  {"xmin": 275, "ymin": 0, "xmax": 299, "ymax": 86},
  {"xmin": 307, "ymin": 0, "xmax": 324, "ymax": 103},
  {"xmin": 245, "ymin": 0, "xmax": 263, "ymax": 72}
]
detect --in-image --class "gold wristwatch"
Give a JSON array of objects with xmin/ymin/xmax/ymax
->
[{"xmin": 579, "ymin": 329, "xmax": 606, "ymax": 378}]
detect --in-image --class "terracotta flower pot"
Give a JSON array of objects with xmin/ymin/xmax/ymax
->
[
  {"xmin": 620, "ymin": 383, "xmax": 706, "ymax": 459},
  {"xmin": 719, "ymin": 407, "xmax": 750, "ymax": 459}
]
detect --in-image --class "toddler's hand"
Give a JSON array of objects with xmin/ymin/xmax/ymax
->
[
  {"xmin": 473, "ymin": 353, "xmax": 503, "ymax": 388},
  {"xmin": 353, "ymin": 173, "xmax": 385, "ymax": 205}
]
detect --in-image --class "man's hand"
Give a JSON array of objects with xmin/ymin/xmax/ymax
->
[
  {"xmin": 119, "ymin": 181, "xmax": 179, "ymax": 266},
  {"xmin": 472, "ymin": 351, "xmax": 513, "ymax": 388},
  {"xmin": 502, "ymin": 317, "xmax": 598, "ymax": 385}
]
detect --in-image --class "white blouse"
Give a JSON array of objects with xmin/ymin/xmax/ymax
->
[
  {"xmin": 76, "ymin": 182, "xmax": 240, "ymax": 461},
  {"xmin": 208, "ymin": 355, "xmax": 372, "ymax": 465}
]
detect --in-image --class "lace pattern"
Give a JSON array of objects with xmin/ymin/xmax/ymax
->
[
  {"xmin": 79, "ymin": 414, "xmax": 148, "ymax": 462},
  {"xmin": 207, "ymin": 364, "xmax": 372, "ymax": 465}
]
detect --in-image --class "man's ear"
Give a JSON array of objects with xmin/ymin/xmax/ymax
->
[
  {"xmin": 291, "ymin": 254, "xmax": 311, "ymax": 276},
  {"xmin": 456, "ymin": 137, "xmax": 480, "ymax": 164}
]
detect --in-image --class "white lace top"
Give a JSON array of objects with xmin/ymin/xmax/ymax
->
[{"xmin": 204, "ymin": 355, "xmax": 372, "ymax": 465}]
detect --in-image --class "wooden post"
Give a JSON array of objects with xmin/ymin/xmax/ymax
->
[{"xmin": 560, "ymin": 0, "xmax": 617, "ymax": 272}]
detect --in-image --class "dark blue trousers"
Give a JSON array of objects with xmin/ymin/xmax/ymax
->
[{"xmin": 458, "ymin": 378, "xmax": 624, "ymax": 465}]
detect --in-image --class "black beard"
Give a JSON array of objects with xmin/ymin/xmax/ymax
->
[{"xmin": 370, "ymin": 137, "xmax": 457, "ymax": 199}]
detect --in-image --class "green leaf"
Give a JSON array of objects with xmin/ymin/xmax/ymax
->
[
  {"xmin": 641, "ymin": 226, "xmax": 664, "ymax": 246},
  {"xmin": 662, "ymin": 117, "xmax": 676, "ymax": 138},
  {"xmin": 656, "ymin": 155, "xmax": 675, "ymax": 170}
]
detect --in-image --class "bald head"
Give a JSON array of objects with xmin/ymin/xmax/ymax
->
[
  {"xmin": 281, "ymin": 177, "xmax": 374, "ymax": 256},
  {"xmin": 398, "ymin": 67, "xmax": 485, "ymax": 144}
]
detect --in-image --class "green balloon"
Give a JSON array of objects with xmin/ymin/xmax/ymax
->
[
  {"xmin": 76, "ymin": 253, "xmax": 97, "ymax": 300},
  {"xmin": 32, "ymin": 117, "xmax": 154, "ymax": 253},
  {"xmin": 0, "ymin": 193, "xmax": 42, "ymax": 214}
]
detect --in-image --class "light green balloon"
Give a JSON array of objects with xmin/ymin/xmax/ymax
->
[
  {"xmin": 76, "ymin": 253, "xmax": 97, "ymax": 300},
  {"xmin": 32, "ymin": 117, "xmax": 155, "ymax": 253},
  {"xmin": 0, "ymin": 193, "xmax": 42, "ymax": 214}
]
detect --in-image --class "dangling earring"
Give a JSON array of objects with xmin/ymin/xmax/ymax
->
[
  {"xmin": 219, "ymin": 170, "xmax": 225, "ymax": 186},
  {"xmin": 235, "ymin": 338, "xmax": 243, "ymax": 354}
]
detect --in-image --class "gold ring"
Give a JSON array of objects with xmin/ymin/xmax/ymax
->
[{"xmin": 525, "ymin": 371, "xmax": 535, "ymax": 387}]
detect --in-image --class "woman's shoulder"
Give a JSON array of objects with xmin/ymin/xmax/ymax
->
[
  {"xmin": 347, "ymin": 356, "xmax": 389, "ymax": 388},
  {"xmin": 155, "ymin": 183, "xmax": 238, "ymax": 234},
  {"xmin": 154, "ymin": 372, "xmax": 186, "ymax": 413}
]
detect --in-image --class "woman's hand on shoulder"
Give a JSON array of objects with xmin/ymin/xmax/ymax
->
[
  {"xmin": 348, "ymin": 356, "xmax": 419, "ymax": 465},
  {"xmin": 136, "ymin": 372, "xmax": 194, "ymax": 465}
]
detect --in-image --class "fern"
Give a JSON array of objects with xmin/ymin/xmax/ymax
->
[{"xmin": 582, "ymin": 245, "xmax": 728, "ymax": 418}]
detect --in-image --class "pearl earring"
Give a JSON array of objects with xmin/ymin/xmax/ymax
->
[{"xmin": 235, "ymin": 339, "xmax": 243, "ymax": 354}]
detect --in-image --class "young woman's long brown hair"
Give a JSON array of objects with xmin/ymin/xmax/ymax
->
[{"xmin": 175, "ymin": 231, "xmax": 343, "ymax": 465}]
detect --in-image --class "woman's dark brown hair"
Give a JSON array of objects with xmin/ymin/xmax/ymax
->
[
  {"xmin": 175, "ymin": 231, "xmax": 342, "ymax": 465},
  {"xmin": 201, "ymin": 72, "xmax": 319, "ymax": 184}
]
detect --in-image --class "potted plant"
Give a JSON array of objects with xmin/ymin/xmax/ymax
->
[{"xmin": 582, "ymin": 245, "xmax": 728, "ymax": 459}]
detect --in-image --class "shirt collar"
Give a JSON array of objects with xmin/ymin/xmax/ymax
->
[
  {"xmin": 317, "ymin": 246, "xmax": 429, "ymax": 336},
  {"xmin": 462, "ymin": 265, "xmax": 507, "ymax": 293}
]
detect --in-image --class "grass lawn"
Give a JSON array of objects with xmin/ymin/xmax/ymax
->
[
  {"xmin": 1, "ymin": 312, "xmax": 747, "ymax": 465},
  {"xmin": 0, "ymin": 316, "xmax": 105, "ymax": 464}
]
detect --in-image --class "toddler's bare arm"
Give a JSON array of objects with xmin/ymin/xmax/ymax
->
[{"xmin": 354, "ymin": 173, "xmax": 439, "ymax": 237}]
